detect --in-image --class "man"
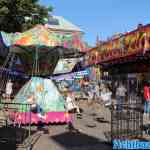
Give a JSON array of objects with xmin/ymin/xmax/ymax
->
[
  {"xmin": 143, "ymin": 82, "xmax": 150, "ymax": 116},
  {"xmin": 95, "ymin": 84, "xmax": 100, "ymax": 101},
  {"xmin": 116, "ymin": 82, "xmax": 127, "ymax": 111}
]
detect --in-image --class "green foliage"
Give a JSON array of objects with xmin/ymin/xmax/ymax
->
[
  {"xmin": 0, "ymin": 0, "xmax": 53, "ymax": 33},
  {"xmin": 48, "ymin": 5, "xmax": 53, "ymax": 12}
]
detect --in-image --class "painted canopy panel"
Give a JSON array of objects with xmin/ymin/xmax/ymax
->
[
  {"xmin": 1, "ymin": 25, "xmax": 87, "ymax": 51},
  {"xmin": 53, "ymin": 58, "xmax": 78, "ymax": 74}
]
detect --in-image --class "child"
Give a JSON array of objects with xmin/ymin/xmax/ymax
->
[
  {"xmin": 5, "ymin": 79, "xmax": 13, "ymax": 101},
  {"xmin": 27, "ymin": 93, "xmax": 45, "ymax": 119}
]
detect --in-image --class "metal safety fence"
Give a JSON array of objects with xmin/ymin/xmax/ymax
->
[
  {"xmin": 0, "ymin": 102, "xmax": 39, "ymax": 150},
  {"xmin": 111, "ymin": 103, "xmax": 143, "ymax": 140}
]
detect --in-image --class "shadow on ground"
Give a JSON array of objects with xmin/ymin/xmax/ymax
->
[
  {"xmin": 85, "ymin": 123, "xmax": 97, "ymax": 128},
  {"xmin": 51, "ymin": 131, "xmax": 112, "ymax": 149},
  {"xmin": 94, "ymin": 117, "xmax": 110, "ymax": 123}
]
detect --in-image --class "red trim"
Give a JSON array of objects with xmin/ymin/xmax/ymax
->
[{"xmin": 95, "ymin": 49, "xmax": 143, "ymax": 64}]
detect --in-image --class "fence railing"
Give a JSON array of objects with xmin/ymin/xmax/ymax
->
[
  {"xmin": 0, "ymin": 102, "xmax": 33, "ymax": 149},
  {"xmin": 111, "ymin": 101, "xmax": 143, "ymax": 140}
]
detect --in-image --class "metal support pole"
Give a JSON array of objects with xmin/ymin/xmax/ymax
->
[{"xmin": 29, "ymin": 104, "xmax": 31, "ymax": 137}]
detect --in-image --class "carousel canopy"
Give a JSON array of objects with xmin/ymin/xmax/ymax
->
[
  {"xmin": 9, "ymin": 45, "xmax": 84, "ymax": 76},
  {"xmin": 0, "ymin": 25, "xmax": 87, "ymax": 51},
  {"xmin": 0, "ymin": 25, "xmax": 85, "ymax": 76}
]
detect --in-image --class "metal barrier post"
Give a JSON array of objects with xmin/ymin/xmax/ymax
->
[{"xmin": 29, "ymin": 104, "xmax": 31, "ymax": 137}]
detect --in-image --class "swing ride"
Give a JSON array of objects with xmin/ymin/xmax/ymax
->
[
  {"xmin": 0, "ymin": 25, "xmax": 84, "ymax": 149},
  {"xmin": 0, "ymin": 35, "xmax": 84, "ymax": 125},
  {"xmin": 0, "ymin": 46, "xmax": 82, "ymax": 124}
]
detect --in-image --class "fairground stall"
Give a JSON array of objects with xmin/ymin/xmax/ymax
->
[{"xmin": 82, "ymin": 23, "xmax": 150, "ymax": 141}]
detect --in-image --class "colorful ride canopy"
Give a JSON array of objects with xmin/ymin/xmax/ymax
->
[
  {"xmin": 1, "ymin": 25, "xmax": 87, "ymax": 51},
  {"xmin": 14, "ymin": 77, "xmax": 65, "ymax": 113},
  {"xmin": 0, "ymin": 25, "xmax": 85, "ymax": 75}
]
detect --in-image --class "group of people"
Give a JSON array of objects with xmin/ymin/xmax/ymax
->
[
  {"xmin": 3, "ymin": 78, "xmax": 128, "ymax": 131},
  {"xmin": 5, "ymin": 78, "xmax": 127, "ymax": 113},
  {"xmin": 82, "ymin": 81, "xmax": 127, "ymax": 111},
  {"xmin": 98, "ymin": 82, "xmax": 127, "ymax": 110},
  {"xmin": 64, "ymin": 81, "xmax": 128, "ymax": 131}
]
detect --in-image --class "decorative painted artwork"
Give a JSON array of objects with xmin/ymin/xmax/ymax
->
[
  {"xmin": 85, "ymin": 24, "xmax": 150, "ymax": 66},
  {"xmin": 13, "ymin": 77, "xmax": 71, "ymax": 124},
  {"xmin": 53, "ymin": 58, "xmax": 78, "ymax": 74},
  {"xmin": 1, "ymin": 25, "xmax": 87, "ymax": 51}
]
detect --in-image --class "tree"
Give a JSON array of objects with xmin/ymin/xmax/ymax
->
[{"xmin": 0, "ymin": 0, "xmax": 53, "ymax": 33}]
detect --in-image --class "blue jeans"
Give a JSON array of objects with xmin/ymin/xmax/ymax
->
[
  {"xmin": 144, "ymin": 101, "xmax": 150, "ymax": 113},
  {"xmin": 31, "ymin": 104, "xmax": 44, "ymax": 115},
  {"xmin": 116, "ymin": 96, "xmax": 125, "ymax": 111},
  {"xmin": 37, "ymin": 104, "xmax": 44, "ymax": 115}
]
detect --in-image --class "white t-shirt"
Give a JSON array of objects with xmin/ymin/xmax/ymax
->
[
  {"xmin": 100, "ymin": 91, "xmax": 112, "ymax": 102},
  {"xmin": 116, "ymin": 86, "xmax": 127, "ymax": 97},
  {"xmin": 6, "ymin": 81, "xmax": 13, "ymax": 95},
  {"xmin": 65, "ymin": 96, "xmax": 76, "ymax": 111}
]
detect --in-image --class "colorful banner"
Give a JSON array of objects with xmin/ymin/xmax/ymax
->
[
  {"xmin": 0, "ymin": 67, "xmax": 89, "ymax": 81},
  {"xmin": 51, "ymin": 70, "xmax": 89, "ymax": 81},
  {"xmin": 85, "ymin": 24, "xmax": 150, "ymax": 66},
  {"xmin": 53, "ymin": 58, "xmax": 78, "ymax": 74}
]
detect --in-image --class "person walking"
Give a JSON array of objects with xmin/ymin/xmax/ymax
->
[
  {"xmin": 65, "ymin": 90, "xmax": 80, "ymax": 132},
  {"xmin": 100, "ymin": 84, "xmax": 112, "ymax": 106},
  {"xmin": 115, "ymin": 82, "xmax": 127, "ymax": 111},
  {"xmin": 93, "ymin": 84, "xmax": 100, "ymax": 101},
  {"xmin": 143, "ymin": 82, "xmax": 150, "ymax": 116}
]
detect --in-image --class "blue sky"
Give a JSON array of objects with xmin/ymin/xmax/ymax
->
[{"xmin": 40, "ymin": 0, "xmax": 150, "ymax": 46}]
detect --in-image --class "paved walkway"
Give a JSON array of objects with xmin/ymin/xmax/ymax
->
[
  {"xmin": 0, "ymin": 101, "xmax": 112, "ymax": 150},
  {"xmin": 32, "ymin": 101, "xmax": 112, "ymax": 150}
]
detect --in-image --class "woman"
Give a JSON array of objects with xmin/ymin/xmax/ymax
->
[
  {"xmin": 65, "ymin": 90, "xmax": 80, "ymax": 132},
  {"xmin": 100, "ymin": 84, "xmax": 112, "ymax": 106},
  {"xmin": 65, "ymin": 91, "xmax": 77, "ymax": 112}
]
